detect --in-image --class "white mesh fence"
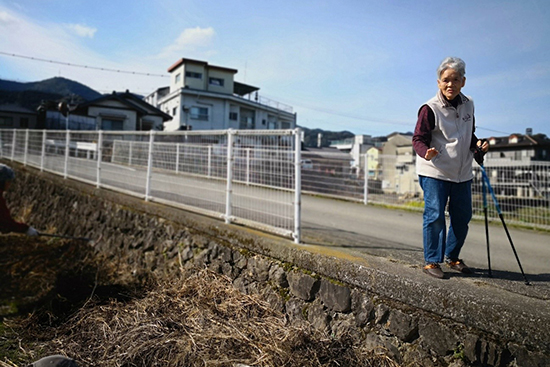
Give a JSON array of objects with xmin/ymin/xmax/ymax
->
[
  {"xmin": 472, "ymin": 162, "xmax": 550, "ymax": 229},
  {"xmin": 298, "ymin": 150, "xmax": 550, "ymax": 230},
  {"xmin": 1, "ymin": 129, "xmax": 301, "ymax": 241},
  {"xmin": 2, "ymin": 129, "xmax": 549, "ymax": 233}
]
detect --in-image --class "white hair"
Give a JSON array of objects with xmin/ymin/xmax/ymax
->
[{"xmin": 437, "ymin": 57, "xmax": 466, "ymax": 79}]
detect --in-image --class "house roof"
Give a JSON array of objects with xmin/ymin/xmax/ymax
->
[
  {"xmin": 488, "ymin": 133, "xmax": 550, "ymax": 149},
  {"xmin": 78, "ymin": 91, "xmax": 172, "ymax": 121},
  {"xmin": 233, "ymin": 81, "xmax": 259, "ymax": 96},
  {"xmin": 167, "ymin": 58, "xmax": 238, "ymax": 74},
  {"xmin": 0, "ymin": 104, "xmax": 36, "ymax": 114},
  {"xmin": 302, "ymin": 147, "xmax": 351, "ymax": 160}
]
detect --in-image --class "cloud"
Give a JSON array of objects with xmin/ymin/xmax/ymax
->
[
  {"xmin": 64, "ymin": 23, "xmax": 97, "ymax": 38},
  {"xmin": 156, "ymin": 27, "xmax": 216, "ymax": 60},
  {"xmin": 0, "ymin": 10, "xmax": 17, "ymax": 24},
  {"xmin": 0, "ymin": 6, "xmax": 166, "ymax": 95}
]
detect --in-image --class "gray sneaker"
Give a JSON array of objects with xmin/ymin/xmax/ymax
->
[
  {"xmin": 445, "ymin": 259, "xmax": 472, "ymax": 274},
  {"xmin": 423, "ymin": 263, "xmax": 445, "ymax": 279}
]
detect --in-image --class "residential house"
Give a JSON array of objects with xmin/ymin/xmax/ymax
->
[
  {"xmin": 145, "ymin": 58, "xmax": 297, "ymax": 131},
  {"xmin": 301, "ymin": 147, "xmax": 357, "ymax": 196},
  {"xmin": 366, "ymin": 146, "xmax": 382, "ymax": 179},
  {"xmin": 330, "ymin": 134, "xmax": 387, "ymax": 169},
  {"xmin": 72, "ymin": 90, "xmax": 171, "ymax": 131},
  {"xmin": 483, "ymin": 128, "xmax": 550, "ymax": 198},
  {"xmin": 380, "ymin": 133, "xmax": 418, "ymax": 195},
  {"xmin": 0, "ymin": 104, "xmax": 38, "ymax": 129},
  {"xmin": 485, "ymin": 129, "xmax": 550, "ymax": 163}
]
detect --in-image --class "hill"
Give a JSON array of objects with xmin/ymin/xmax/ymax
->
[
  {"xmin": 0, "ymin": 77, "xmax": 102, "ymax": 111},
  {"xmin": 0, "ymin": 77, "xmax": 102, "ymax": 101},
  {"xmin": 300, "ymin": 126, "xmax": 355, "ymax": 148}
]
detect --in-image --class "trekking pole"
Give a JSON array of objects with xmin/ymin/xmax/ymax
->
[
  {"xmin": 481, "ymin": 167, "xmax": 492, "ymax": 278},
  {"xmin": 479, "ymin": 166, "xmax": 530, "ymax": 285}
]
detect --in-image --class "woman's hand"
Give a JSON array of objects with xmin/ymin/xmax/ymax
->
[
  {"xmin": 477, "ymin": 139, "xmax": 489, "ymax": 153},
  {"xmin": 424, "ymin": 147, "xmax": 439, "ymax": 161}
]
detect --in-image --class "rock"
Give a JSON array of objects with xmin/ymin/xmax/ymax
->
[
  {"xmin": 307, "ymin": 300, "xmax": 330, "ymax": 332},
  {"xmin": 353, "ymin": 293, "xmax": 375, "ymax": 327},
  {"xmin": 268, "ymin": 264, "xmax": 288, "ymax": 288},
  {"xmin": 319, "ymin": 279, "xmax": 351, "ymax": 312},
  {"xmin": 375, "ymin": 303, "xmax": 390, "ymax": 325},
  {"xmin": 285, "ymin": 298, "xmax": 306, "ymax": 322},
  {"xmin": 331, "ymin": 314, "xmax": 355, "ymax": 338},
  {"xmin": 248, "ymin": 256, "xmax": 270, "ymax": 282},
  {"xmin": 364, "ymin": 333, "xmax": 401, "ymax": 362},
  {"xmin": 287, "ymin": 271, "xmax": 319, "ymax": 301},
  {"xmin": 418, "ymin": 318, "xmax": 459, "ymax": 357},
  {"xmin": 387, "ymin": 309, "xmax": 418, "ymax": 342}
]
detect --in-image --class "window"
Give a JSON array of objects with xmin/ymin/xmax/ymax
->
[
  {"xmin": 229, "ymin": 112, "xmax": 238, "ymax": 121},
  {"xmin": 172, "ymin": 107, "xmax": 177, "ymax": 116},
  {"xmin": 185, "ymin": 71, "xmax": 202, "ymax": 79},
  {"xmin": 0, "ymin": 116, "xmax": 13, "ymax": 127},
  {"xmin": 209, "ymin": 77, "xmax": 224, "ymax": 87},
  {"xmin": 20, "ymin": 118, "xmax": 29, "ymax": 128},
  {"xmin": 101, "ymin": 118, "xmax": 124, "ymax": 130},
  {"xmin": 175, "ymin": 73, "xmax": 181, "ymax": 84},
  {"xmin": 190, "ymin": 107, "xmax": 208, "ymax": 121}
]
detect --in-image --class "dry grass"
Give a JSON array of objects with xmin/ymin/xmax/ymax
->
[{"xmin": 1, "ymin": 236, "xmax": 400, "ymax": 367}]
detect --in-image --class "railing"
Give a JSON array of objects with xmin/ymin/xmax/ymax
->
[
  {"xmin": 3, "ymin": 128, "xmax": 549, "ymax": 233},
  {"xmin": 301, "ymin": 151, "xmax": 550, "ymax": 230},
  {"xmin": 0, "ymin": 129, "xmax": 302, "ymax": 243}
]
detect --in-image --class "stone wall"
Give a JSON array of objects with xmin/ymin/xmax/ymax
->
[{"xmin": 5, "ymin": 162, "xmax": 548, "ymax": 367}]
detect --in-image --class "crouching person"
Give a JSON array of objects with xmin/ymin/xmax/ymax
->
[{"xmin": 0, "ymin": 163, "xmax": 39, "ymax": 236}]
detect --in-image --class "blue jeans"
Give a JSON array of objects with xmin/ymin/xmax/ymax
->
[{"xmin": 419, "ymin": 176, "xmax": 472, "ymax": 264}]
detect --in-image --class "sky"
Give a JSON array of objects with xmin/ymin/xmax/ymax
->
[{"xmin": 0, "ymin": 0, "xmax": 549, "ymax": 138}]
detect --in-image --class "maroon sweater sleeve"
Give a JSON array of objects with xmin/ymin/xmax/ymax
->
[
  {"xmin": 412, "ymin": 105, "xmax": 434, "ymax": 159},
  {"xmin": 413, "ymin": 105, "xmax": 480, "ymax": 157},
  {"xmin": 0, "ymin": 191, "xmax": 29, "ymax": 234}
]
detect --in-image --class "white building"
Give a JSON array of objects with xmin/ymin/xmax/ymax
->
[
  {"xmin": 145, "ymin": 58, "xmax": 297, "ymax": 131},
  {"xmin": 329, "ymin": 134, "xmax": 387, "ymax": 169}
]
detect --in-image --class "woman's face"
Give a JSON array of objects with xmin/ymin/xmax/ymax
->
[{"xmin": 437, "ymin": 68, "xmax": 466, "ymax": 101}]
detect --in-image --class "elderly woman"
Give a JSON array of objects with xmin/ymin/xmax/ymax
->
[
  {"xmin": 0, "ymin": 163, "xmax": 38, "ymax": 236},
  {"xmin": 412, "ymin": 57, "xmax": 489, "ymax": 279}
]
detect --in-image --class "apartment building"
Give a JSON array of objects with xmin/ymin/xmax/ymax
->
[{"xmin": 145, "ymin": 58, "xmax": 296, "ymax": 131}]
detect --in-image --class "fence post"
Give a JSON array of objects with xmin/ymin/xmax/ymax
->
[
  {"xmin": 175, "ymin": 143, "xmax": 180, "ymax": 173},
  {"xmin": 246, "ymin": 148, "xmax": 250, "ymax": 186},
  {"xmin": 128, "ymin": 141, "xmax": 133, "ymax": 166},
  {"xmin": 40, "ymin": 130, "xmax": 46, "ymax": 171},
  {"xmin": 96, "ymin": 131, "xmax": 103, "ymax": 188},
  {"xmin": 208, "ymin": 145, "xmax": 212, "ymax": 178},
  {"xmin": 294, "ymin": 128, "xmax": 302, "ymax": 244},
  {"xmin": 11, "ymin": 129, "xmax": 16, "ymax": 161},
  {"xmin": 64, "ymin": 130, "xmax": 70, "ymax": 179},
  {"xmin": 23, "ymin": 129, "xmax": 29, "ymax": 166},
  {"xmin": 364, "ymin": 153, "xmax": 368, "ymax": 205},
  {"xmin": 225, "ymin": 129, "xmax": 234, "ymax": 224},
  {"xmin": 145, "ymin": 130, "xmax": 155, "ymax": 201}
]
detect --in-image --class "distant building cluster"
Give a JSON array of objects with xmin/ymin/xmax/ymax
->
[
  {"xmin": 304, "ymin": 129, "xmax": 550, "ymax": 197},
  {"xmin": 0, "ymin": 57, "xmax": 296, "ymax": 133},
  {"xmin": 1, "ymin": 56, "xmax": 549, "ymax": 200}
]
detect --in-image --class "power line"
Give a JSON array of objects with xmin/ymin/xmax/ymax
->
[{"xmin": 0, "ymin": 51, "xmax": 168, "ymax": 78}]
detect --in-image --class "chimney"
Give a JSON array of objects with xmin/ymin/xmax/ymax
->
[
  {"xmin": 317, "ymin": 133, "xmax": 322, "ymax": 148},
  {"xmin": 526, "ymin": 128, "xmax": 533, "ymax": 136}
]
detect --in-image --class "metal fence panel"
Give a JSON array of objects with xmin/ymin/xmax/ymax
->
[
  {"xmin": 472, "ymin": 163, "xmax": 550, "ymax": 229},
  {"xmin": 1, "ymin": 129, "xmax": 301, "ymax": 240},
  {"xmin": 151, "ymin": 131, "xmax": 229, "ymax": 219},
  {"xmin": 4, "ymin": 128, "xmax": 548, "ymax": 234},
  {"xmin": 101, "ymin": 132, "xmax": 151, "ymax": 196},
  {"xmin": 43, "ymin": 130, "xmax": 68, "ymax": 175}
]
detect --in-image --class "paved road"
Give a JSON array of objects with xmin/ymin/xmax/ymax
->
[{"xmin": 301, "ymin": 195, "xmax": 550, "ymax": 278}]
